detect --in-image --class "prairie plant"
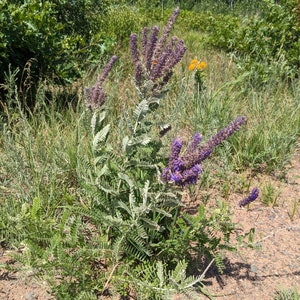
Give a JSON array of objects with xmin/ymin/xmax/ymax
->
[
  {"xmin": 84, "ymin": 55, "xmax": 118, "ymax": 110},
  {"xmin": 188, "ymin": 58, "xmax": 207, "ymax": 93},
  {"xmin": 129, "ymin": 7, "xmax": 187, "ymax": 99},
  {"xmin": 3, "ymin": 8, "xmax": 258, "ymax": 299},
  {"xmin": 76, "ymin": 7, "xmax": 257, "ymax": 297}
]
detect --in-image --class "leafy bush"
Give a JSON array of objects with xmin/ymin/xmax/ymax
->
[
  {"xmin": 103, "ymin": 5, "xmax": 146, "ymax": 42},
  {"xmin": 0, "ymin": 0, "xmax": 113, "ymax": 107},
  {"xmin": 207, "ymin": 0, "xmax": 300, "ymax": 82},
  {"xmin": 178, "ymin": 10, "xmax": 214, "ymax": 31}
]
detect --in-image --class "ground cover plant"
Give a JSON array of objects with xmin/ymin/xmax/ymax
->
[{"xmin": 0, "ymin": 1, "xmax": 299, "ymax": 299}]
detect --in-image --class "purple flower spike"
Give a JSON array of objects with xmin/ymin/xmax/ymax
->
[
  {"xmin": 185, "ymin": 132, "xmax": 202, "ymax": 154},
  {"xmin": 154, "ymin": 7, "xmax": 180, "ymax": 60},
  {"xmin": 129, "ymin": 8, "xmax": 186, "ymax": 96},
  {"xmin": 162, "ymin": 117, "xmax": 247, "ymax": 187},
  {"xmin": 141, "ymin": 27, "xmax": 149, "ymax": 60},
  {"xmin": 145, "ymin": 26, "xmax": 159, "ymax": 72},
  {"xmin": 163, "ymin": 136, "xmax": 203, "ymax": 187},
  {"xmin": 168, "ymin": 138, "xmax": 183, "ymax": 169},
  {"xmin": 97, "ymin": 55, "xmax": 118, "ymax": 86},
  {"xmin": 170, "ymin": 171, "xmax": 183, "ymax": 183},
  {"xmin": 130, "ymin": 33, "xmax": 144, "ymax": 86},
  {"xmin": 181, "ymin": 117, "xmax": 247, "ymax": 170},
  {"xmin": 208, "ymin": 116, "xmax": 247, "ymax": 148},
  {"xmin": 239, "ymin": 187, "xmax": 259, "ymax": 207},
  {"xmin": 181, "ymin": 164, "xmax": 203, "ymax": 186},
  {"xmin": 84, "ymin": 55, "xmax": 117, "ymax": 110}
]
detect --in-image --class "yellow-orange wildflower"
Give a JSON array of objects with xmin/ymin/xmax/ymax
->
[
  {"xmin": 189, "ymin": 63, "xmax": 196, "ymax": 71},
  {"xmin": 196, "ymin": 61, "xmax": 207, "ymax": 71},
  {"xmin": 188, "ymin": 59, "xmax": 207, "ymax": 72}
]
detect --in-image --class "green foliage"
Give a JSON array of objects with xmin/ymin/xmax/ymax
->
[
  {"xmin": 207, "ymin": 0, "xmax": 300, "ymax": 83},
  {"xmin": 178, "ymin": 10, "xmax": 212, "ymax": 32},
  {"xmin": 261, "ymin": 183, "xmax": 281, "ymax": 207},
  {"xmin": 0, "ymin": 0, "xmax": 113, "ymax": 108},
  {"xmin": 103, "ymin": 5, "xmax": 145, "ymax": 42},
  {"xmin": 1, "ymin": 2, "xmax": 300, "ymax": 299},
  {"xmin": 207, "ymin": 14, "xmax": 241, "ymax": 49},
  {"xmin": 227, "ymin": 84, "xmax": 300, "ymax": 172},
  {"xmin": 129, "ymin": 260, "xmax": 205, "ymax": 299},
  {"xmin": 275, "ymin": 288, "xmax": 300, "ymax": 300}
]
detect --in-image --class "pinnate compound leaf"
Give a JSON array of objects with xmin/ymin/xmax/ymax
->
[
  {"xmin": 157, "ymin": 261, "xmax": 164, "ymax": 288},
  {"xmin": 134, "ymin": 99, "xmax": 149, "ymax": 121},
  {"xmin": 170, "ymin": 260, "xmax": 187, "ymax": 283},
  {"xmin": 118, "ymin": 172, "xmax": 134, "ymax": 188},
  {"xmin": 91, "ymin": 111, "xmax": 106, "ymax": 136},
  {"xmin": 92, "ymin": 124, "xmax": 110, "ymax": 151}
]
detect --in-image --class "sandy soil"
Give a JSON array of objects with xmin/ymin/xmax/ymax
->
[
  {"xmin": 204, "ymin": 147, "xmax": 300, "ymax": 300},
  {"xmin": 0, "ymin": 148, "xmax": 299, "ymax": 300},
  {"xmin": 0, "ymin": 256, "xmax": 54, "ymax": 300}
]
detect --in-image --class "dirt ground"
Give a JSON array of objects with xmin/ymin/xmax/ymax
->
[
  {"xmin": 204, "ymin": 146, "xmax": 300, "ymax": 300},
  {"xmin": 0, "ymin": 147, "xmax": 299, "ymax": 300}
]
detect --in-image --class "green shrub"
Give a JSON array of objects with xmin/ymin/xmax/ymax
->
[
  {"xmin": 0, "ymin": 0, "xmax": 113, "ymax": 107},
  {"xmin": 207, "ymin": 0, "xmax": 300, "ymax": 82},
  {"xmin": 178, "ymin": 10, "xmax": 213, "ymax": 32},
  {"xmin": 103, "ymin": 5, "xmax": 145, "ymax": 42}
]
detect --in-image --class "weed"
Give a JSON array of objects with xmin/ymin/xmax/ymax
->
[{"xmin": 261, "ymin": 182, "xmax": 281, "ymax": 207}]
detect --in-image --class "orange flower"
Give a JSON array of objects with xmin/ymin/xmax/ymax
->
[
  {"xmin": 189, "ymin": 63, "xmax": 196, "ymax": 71},
  {"xmin": 196, "ymin": 61, "xmax": 207, "ymax": 71},
  {"xmin": 188, "ymin": 59, "xmax": 207, "ymax": 71}
]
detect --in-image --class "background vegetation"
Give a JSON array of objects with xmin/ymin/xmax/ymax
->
[{"xmin": 0, "ymin": 0, "xmax": 299, "ymax": 299}]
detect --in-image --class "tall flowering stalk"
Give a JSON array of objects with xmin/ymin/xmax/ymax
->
[
  {"xmin": 162, "ymin": 116, "xmax": 247, "ymax": 187},
  {"xmin": 84, "ymin": 55, "xmax": 118, "ymax": 110},
  {"xmin": 130, "ymin": 33, "xmax": 144, "ymax": 87},
  {"xmin": 153, "ymin": 7, "xmax": 180, "ymax": 60},
  {"xmin": 129, "ymin": 8, "xmax": 187, "ymax": 97},
  {"xmin": 189, "ymin": 59, "xmax": 207, "ymax": 92}
]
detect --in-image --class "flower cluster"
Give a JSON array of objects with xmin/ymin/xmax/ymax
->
[
  {"xmin": 129, "ymin": 8, "xmax": 187, "ymax": 96},
  {"xmin": 162, "ymin": 117, "xmax": 247, "ymax": 187},
  {"xmin": 84, "ymin": 55, "xmax": 118, "ymax": 110},
  {"xmin": 238, "ymin": 188, "xmax": 259, "ymax": 207},
  {"xmin": 162, "ymin": 134, "xmax": 203, "ymax": 186},
  {"xmin": 188, "ymin": 59, "xmax": 207, "ymax": 91},
  {"xmin": 188, "ymin": 59, "xmax": 207, "ymax": 71}
]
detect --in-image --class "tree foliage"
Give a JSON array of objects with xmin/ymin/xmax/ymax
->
[{"xmin": 0, "ymin": 0, "xmax": 112, "ymax": 95}]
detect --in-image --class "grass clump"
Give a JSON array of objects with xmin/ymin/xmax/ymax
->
[{"xmin": 275, "ymin": 287, "xmax": 300, "ymax": 300}]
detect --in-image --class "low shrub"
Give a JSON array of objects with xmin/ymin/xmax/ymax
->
[
  {"xmin": 207, "ymin": 0, "xmax": 300, "ymax": 83},
  {"xmin": 0, "ymin": 0, "xmax": 113, "ymax": 107}
]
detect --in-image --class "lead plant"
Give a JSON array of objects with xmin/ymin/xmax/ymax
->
[
  {"xmin": 84, "ymin": 55, "xmax": 118, "ymax": 110},
  {"xmin": 79, "ymin": 7, "xmax": 258, "ymax": 298},
  {"xmin": 130, "ymin": 7, "xmax": 187, "ymax": 99}
]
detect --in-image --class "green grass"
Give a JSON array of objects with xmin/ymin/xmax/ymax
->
[
  {"xmin": 0, "ymin": 1, "xmax": 299, "ymax": 299},
  {"xmin": 275, "ymin": 287, "xmax": 300, "ymax": 300}
]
